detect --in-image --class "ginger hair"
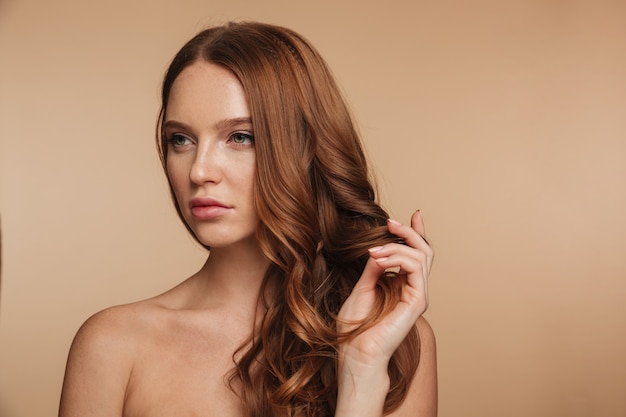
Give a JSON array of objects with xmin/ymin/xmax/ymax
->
[{"xmin": 156, "ymin": 21, "xmax": 420, "ymax": 416}]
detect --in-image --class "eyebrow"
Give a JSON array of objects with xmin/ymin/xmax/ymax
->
[
  {"xmin": 162, "ymin": 117, "xmax": 253, "ymax": 132},
  {"xmin": 215, "ymin": 117, "xmax": 253, "ymax": 130}
]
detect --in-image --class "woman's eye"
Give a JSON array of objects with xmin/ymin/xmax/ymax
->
[
  {"xmin": 230, "ymin": 132, "xmax": 254, "ymax": 145},
  {"xmin": 167, "ymin": 134, "xmax": 191, "ymax": 147}
]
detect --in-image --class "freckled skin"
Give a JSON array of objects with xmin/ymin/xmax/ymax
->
[
  {"xmin": 59, "ymin": 62, "xmax": 437, "ymax": 417},
  {"xmin": 165, "ymin": 62, "xmax": 259, "ymax": 251}
]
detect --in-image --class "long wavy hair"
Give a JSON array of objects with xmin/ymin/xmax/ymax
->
[{"xmin": 156, "ymin": 22, "xmax": 420, "ymax": 416}]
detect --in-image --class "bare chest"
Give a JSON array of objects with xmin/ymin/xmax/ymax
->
[{"xmin": 122, "ymin": 323, "xmax": 248, "ymax": 417}]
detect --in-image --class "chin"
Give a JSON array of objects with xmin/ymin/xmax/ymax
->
[{"xmin": 194, "ymin": 232, "xmax": 258, "ymax": 250}]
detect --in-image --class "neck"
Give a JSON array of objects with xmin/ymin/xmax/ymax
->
[{"xmin": 190, "ymin": 238, "xmax": 271, "ymax": 312}]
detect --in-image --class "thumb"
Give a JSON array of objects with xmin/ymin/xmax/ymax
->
[{"xmin": 352, "ymin": 256, "xmax": 385, "ymax": 293}]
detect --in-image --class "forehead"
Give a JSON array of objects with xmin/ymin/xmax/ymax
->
[{"xmin": 165, "ymin": 61, "xmax": 250, "ymax": 124}]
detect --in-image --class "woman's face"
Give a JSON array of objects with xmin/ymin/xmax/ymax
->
[{"xmin": 163, "ymin": 61, "xmax": 258, "ymax": 249}]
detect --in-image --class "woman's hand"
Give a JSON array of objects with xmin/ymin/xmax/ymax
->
[{"xmin": 335, "ymin": 210, "xmax": 434, "ymax": 416}]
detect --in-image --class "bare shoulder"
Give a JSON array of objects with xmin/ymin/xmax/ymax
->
[
  {"xmin": 59, "ymin": 300, "xmax": 164, "ymax": 417},
  {"xmin": 66, "ymin": 287, "xmax": 185, "ymax": 355},
  {"xmin": 417, "ymin": 316, "xmax": 437, "ymax": 362},
  {"xmin": 389, "ymin": 316, "xmax": 438, "ymax": 417},
  {"xmin": 69, "ymin": 301, "xmax": 153, "ymax": 356}
]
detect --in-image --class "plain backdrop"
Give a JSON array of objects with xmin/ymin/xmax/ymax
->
[{"xmin": 1, "ymin": 0, "xmax": 625, "ymax": 416}]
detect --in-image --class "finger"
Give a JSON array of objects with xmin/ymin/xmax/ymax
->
[
  {"xmin": 370, "ymin": 235, "xmax": 433, "ymax": 273},
  {"xmin": 352, "ymin": 255, "xmax": 385, "ymax": 293},
  {"xmin": 387, "ymin": 218, "xmax": 433, "ymax": 258},
  {"xmin": 376, "ymin": 254, "xmax": 429, "ymax": 309},
  {"xmin": 410, "ymin": 209, "xmax": 426, "ymax": 238},
  {"xmin": 367, "ymin": 242, "xmax": 423, "ymax": 260},
  {"xmin": 374, "ymin": 252, "xmax": 429, "ymax": 283}
]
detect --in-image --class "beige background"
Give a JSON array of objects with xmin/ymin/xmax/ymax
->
[{"xmin": 1, "ymin": 0, "xmax": 625, "ymax": 416}]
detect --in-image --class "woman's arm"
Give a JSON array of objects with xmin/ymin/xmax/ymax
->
[
  {"xmin": 335, "ymin": 210, "xmax": 436, "ymax": 417},
  {"xmin": 59, "ymin": 307, "xmax": 133, "ymax": 417}
]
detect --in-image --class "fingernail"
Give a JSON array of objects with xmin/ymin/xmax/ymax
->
[
  {"xmin": 387, "ymin": 218, "xmax": 401, "ymax": 225},
  {"xmin": 368, "ymin": 246, "xmax": 383, "ymax": 253}
]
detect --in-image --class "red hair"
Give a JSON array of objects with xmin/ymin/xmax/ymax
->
[{"xmin": 157, "ymin": 22, "xmax": 419, "ymax": 416}]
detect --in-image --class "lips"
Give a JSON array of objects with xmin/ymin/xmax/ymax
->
[{"xmin": 189, "ymin": 197, "xmax": 231, "ymax": 219}]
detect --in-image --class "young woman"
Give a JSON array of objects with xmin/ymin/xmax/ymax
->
[{"xmin": 59, "ymin": 22, "xmax": 436, "ymax": 417}]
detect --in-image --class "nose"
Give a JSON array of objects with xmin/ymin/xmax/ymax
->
[{"xmin": 189, "ymin": 140, "xmax": 222, "ymax": 185}]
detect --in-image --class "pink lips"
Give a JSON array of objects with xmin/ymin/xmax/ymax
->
[{"xmin": 189, "ymin": 197, "xmax": 231, "ymax": 219}]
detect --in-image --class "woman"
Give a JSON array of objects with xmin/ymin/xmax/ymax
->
[{"xmin": 59, "ymin": 22, "xmax": 436, "ymax": 417}]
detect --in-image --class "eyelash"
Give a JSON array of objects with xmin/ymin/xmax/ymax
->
[
  {"xmin": 165, "ymin": 131, "xmax": 255, "ymax": 149},
  {"xmin": 229, "ymin": 132, "xmax": 254, "ymax": 145},
  {"xmin": 166, "ymin": 133, "xmax": 192, "ymax": 148}
]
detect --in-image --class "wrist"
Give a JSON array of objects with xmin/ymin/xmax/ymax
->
[{"xmin": 335, "ymin": 356, "xmax": 390, "ymax": 417}]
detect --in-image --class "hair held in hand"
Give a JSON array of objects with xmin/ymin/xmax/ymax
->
[{"xmin": 157, "ymin": 22, "xmax": 420, "ymax": 417}]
